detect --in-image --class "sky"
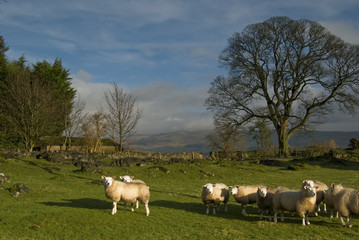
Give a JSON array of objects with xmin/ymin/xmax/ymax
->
[{"xmin": 1, "ymin": 0, "xmax": 359, "ymax": 134}]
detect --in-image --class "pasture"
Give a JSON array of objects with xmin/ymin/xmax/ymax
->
[{"xmin": 0, "ymin": 154, "xmax": 358, "ymax": 239}]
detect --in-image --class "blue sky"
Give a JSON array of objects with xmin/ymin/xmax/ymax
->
[{"xmin": 1, "ymin": 0, "xmax": 359, "ymax": 134}]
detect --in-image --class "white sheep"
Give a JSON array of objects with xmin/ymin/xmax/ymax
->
[
  {"xmin": 323, "ymin": 185, "xmax": 339, "ymax": 219},
  {"xmin": 102, "ymin": 176, "xmax": 150, "ymax": 216},
  {"xmin": 256, "ymin": 186, "xmax": 288, "ymax": 221},
  {"xmin": 332, "ymin": 183, "xmax": 359, "ymax": 228},
  {"xmin": 273, "ymin": 185, "xmax": 317, "ymax": 225},
  {"xmin": 231, "ymin": 184, "xmax": 265, "ymax": 216},
  {"xmin": 302, "ymin": 180, "xmax": 328, "ymax": 216},
  {"xmin": 119, "ymin": 175, "xmax": 146, "ymax": 208},
  {"xmin": 201, "ymin": 183, "xmax": 229, "ymax": 215}
]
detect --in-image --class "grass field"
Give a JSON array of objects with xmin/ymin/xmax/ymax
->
[{"xmin": 0, "ymin": 154, "xmax": 359, "ymax": 239}]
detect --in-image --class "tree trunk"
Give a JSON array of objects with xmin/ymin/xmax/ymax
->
[{"xmin": 277, "ymin": 127, "xmax": 290, "ymax": 157}]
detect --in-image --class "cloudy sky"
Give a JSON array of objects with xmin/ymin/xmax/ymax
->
[{"xmin": 1, "ymin": 0, "xmax": 359, "ymax": 134}]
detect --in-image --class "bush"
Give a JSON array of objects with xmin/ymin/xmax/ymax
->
[{"xmin": 349, "ymin": 138, "xmax": 359, "ymax": 150}]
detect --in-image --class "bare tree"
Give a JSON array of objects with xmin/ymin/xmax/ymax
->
[
  {"xmin": 80, "ymin": 110, "xmax": 107, "ymax": 152},
  {"xmin": 63, "ymin": 96, "xmax": 87, "ymax": 149},
  {"xmin": 206, "ymin": 17, "xmax": 359, "ymax": 156},
  {"xmin": 104, "ymin": 83, "xmax": 143, "ymax": 151},
  {"xmin": 2, "ymin": 69, "xmax": 61, "ymax": 151}
]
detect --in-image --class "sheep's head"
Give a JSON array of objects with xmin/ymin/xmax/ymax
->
[
  {"xmin": 203, "ymin": 184, "xmax": 214, "ymax": 194},
  {"xmin": 102, "ymin": 176, "xmax": 115, "ymax": 186},
  {"xmin": 302, "ymin": 180, "xmax": 315, "ymax": 188},
  {"xmin": 230, "ymin": 186, "xmax": 238, "ymax": 195},
  {"xmin": 119, "ymin": 175, "xmax": 133, "ymax": 183},
  {"xmin": 257, "ymin": 187, "xmax": 267, "ymax": 197},
  {"xmin": 303, "ymin": 186, "xmax": 317, "ymax": 197}
]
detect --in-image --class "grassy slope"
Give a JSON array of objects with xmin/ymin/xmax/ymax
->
[{"xmin": 0, "ymin": 156, "xmax": 359, "ymax": 239}]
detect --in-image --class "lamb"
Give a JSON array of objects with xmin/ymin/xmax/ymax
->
[
  {"xmin": 273, "ymin": 185, "xmax": 317, "ymax": 225},
  {"xmin": 119, "ymin": 175, "xmax": 147, "ymax": 208},
  {"xmin": 102, "ymin": 176, "xmax": 150, "ymax": 216},
  {"xmin": 323, "ymin": 185, "xmax": 338, "ymax": 219},
  {"xmin": 331, "ymin": 183, "xmax": 359, "ymax": 228},
  {"xmin": 231, "ymin": 184, "xmax": 265, "ymax": 216},
  {"xmin": 201, "ymin": 183, "xmax": 229, "ymax": 215},
  {"xmin": 302, "ymin": 180, "xmax": 328, "ymax": 216},
  {"xmin": 256, "ymin": 186, "xmax": 288, "ymax": 221}
]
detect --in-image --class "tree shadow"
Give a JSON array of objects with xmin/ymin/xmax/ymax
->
[{"xmin": 41, "ymin": 198, "xmax": 110, "ymax": 210}]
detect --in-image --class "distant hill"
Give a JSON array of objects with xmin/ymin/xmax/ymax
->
[{"xmin": 129, "ymin": 130, "xmax": 359, "ymax": 153}]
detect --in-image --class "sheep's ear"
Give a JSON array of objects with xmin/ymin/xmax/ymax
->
[
  {"xmin": 131, "ymin": 176, "xmax": 134, "ymax": 180},
  {"xmin": 119, "ymin": 176, "xmax": 123, "ymax": 180},
  {"xmin": 101, "ymin": 176, "xmax": 105, "ymax": 179},
  {"xmin": 112, "ymin": 176, "xmax": 116, "ymax": 180},
  {"xmin": 331, "ymin": 183, "xmax": 335, "ymax": 188}
]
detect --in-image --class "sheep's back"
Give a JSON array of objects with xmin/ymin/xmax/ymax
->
[{"xmin": 273, "ymin": 190, "xmax": 299, "ymax": 212}]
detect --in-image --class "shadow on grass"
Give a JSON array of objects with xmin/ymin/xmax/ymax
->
[{"xmin": 41, "ymin": 198, "xmax": 110, "ymax": 210}]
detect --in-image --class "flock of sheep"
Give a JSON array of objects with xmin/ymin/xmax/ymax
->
[
  {"xmin": 201, "ymin": 180, "xmax": 359, "ymax": 227},
  {"xmin": 101, "ymin": 175, "xmax": 358, "ymax": 228}
]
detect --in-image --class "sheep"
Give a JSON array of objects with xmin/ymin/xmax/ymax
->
[
  {"xmin": 256, "ymin": 186, "xmax": 288, "ymax": 221},
  {"xmin": 201, "ymin": 183, "xmax": 229, "ymax": 215},
  {"xmin": 302, "ymin": 180, "xmax": 328, "ymax": 216},
  {"xmin": 119, "ymin": 175, "xmax": 147, "ymax": 208},
  {"xmin": 102, "ymin": 176, "xmax": 150, "ymax": 216},
  {"xmin": 273, "ymin": 185, "xmax": 317, "ymax": 225},
  {"xmin": 231, "ymin": 184, "xmax": 265, "ymax": 216},
  {"xmin": 323, "ymin": 185, "xmax": 339, "ymax": 219},
  {"xmin": 331, "ymin": 183, "xmax": 359, "ymax": 228}
]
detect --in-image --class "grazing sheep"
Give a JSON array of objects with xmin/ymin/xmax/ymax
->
[
  {"xmin": 201, "ymin": 183, "xmax": 229, "ymax": 215},
  {"xmin": 119, "ymin": 175, "xmax": 147, "ymax": 208},
  {"xmin": 102, "ymin": 176, "xmax": 150, "ymax": 216},
  {"xmin": 323, "ymin": 185, "xmax": 339, "ymax": 219},
  {"xmin": 256, "ymin": 187, "xmax": 288, "ymax": 221},
  {"xmin": 231, "ymin": 185, "xmax": 265, "ymax": 216},
  {"xmin": 332, "ymin": 184, "xmax": 359, "ymax": 228},
  {"xmin": 273, "ymin": 185, "xmax": 317, "ymax": 225},
  {"xmin": 302, "ymin": 180, "xmax": 328, "ymax": 216}
]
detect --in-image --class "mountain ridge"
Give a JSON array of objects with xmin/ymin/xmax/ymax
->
[{"xmin": 129, "ymin": 130, "xmax": 359, "ymax": 153}]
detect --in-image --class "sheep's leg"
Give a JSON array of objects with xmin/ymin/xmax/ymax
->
[
  {"xmin": 123, "ymin": 203, "xmax": 127, "ymax": 211},
  {"xmin": 348, "ymin": 216, "xmax": 353, "ymax": 228},
  {"xmin": 280, "ymin": 211, "xmax": 284, "ymax": 222},
  {"xmin": 301, "ymin": 216, "xmax": 306, "ymax": 226},
  {"xmin": 205, "ymin": 205, "xmax": 209, "ymax": 215},
  {"xmin": 241, "ymin": 204, "xmax": 246, "ymax": 216},
  {"xmin": 136, "ymin": 200, "xmax": 139, "ymax": 209},
  {"xmin": 223, "ymin": 203, "xmax": 228, "ymax": 212},
  {"xmin": 111, "ymin": 202, "xmax": 117, "ymax": 215},
  {"xmin": 340, "ymin": 216, "xmax": 346, "ymax": 227},
  {"xmin": 273, "ymin": 212, "xmax": 278, "ymax": 223},
  {"xmin": 330, "ymin": 209, "xmax": 334, "ymax": 219},
  {"xmin": 259, "ymin": 209, "xmax": 263, "ymax": 220},
  {"xmin": 306, "ymin": 214, "xmax": 311, "ymax": 225},
  {"xmin": 323, "ymin": 203, "xmax": 327, "ymax": 213},
  {"xmin": 212, "ymin": 205, "xmax": 217, "ymax": 215},
  {"xmin": 130, "ymin": 202, "xmax": 134, "ymax": 212},
  {"xmin": 144, "ymin": 203, "xmax": 150, "ymax": 216}
]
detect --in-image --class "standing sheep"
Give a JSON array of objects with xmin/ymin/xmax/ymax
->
[
  {"xmin": 102, "ymin": 176, "xmax": 150, "ymax": 216},
  {"xmin": 201, "ymin": 183, "xmax": 229, "ymax": 215},
  {"xmin": 332, "ymin": 183, "xmax": 359, "ymax": 228},
  {"xmin": 323, "ymin": 185, "xmax": 339, "ymax": 219},
  {"xmin": 231, "ymin": 185, "xmax": 265, "ymax": 216},
  {"xmin": 273, "ymin": 185, "xmax": 317, "ymax": 226},
  {"xmin": 119, "ymin": 175, "xmax": 147, "ymax": 209},
  {"xmin": 256, "ymin": 186, "xmax": 288, "ymax": 221},
  {"xmin": 302, "ymin": 180, "xmax": 328, "ymax": 216}
]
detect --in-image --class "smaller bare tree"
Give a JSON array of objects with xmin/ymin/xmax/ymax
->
[
  {"xmin": 63, "ymin": 96, "xmax": 87, "ymax": 149},
  {"xmin": 104, "ymin": 83, "xmax": 143, "ymax": 151},
  {"xmin": 80, "ymin": 110, "xmax": 107, "ymax": 152}
]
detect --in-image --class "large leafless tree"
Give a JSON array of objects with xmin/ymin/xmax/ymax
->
[
  {"xmin": 205, "ymin": 17, "xmax": 359, "ymax": 156},
  {"xmin": 104, "ymin": 83, "xmax": 143, "ymax": 151}
]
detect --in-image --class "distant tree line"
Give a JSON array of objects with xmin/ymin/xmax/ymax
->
[{"xmin": 0, "ymin": 36, "xmax": 142, "ymax": 152}]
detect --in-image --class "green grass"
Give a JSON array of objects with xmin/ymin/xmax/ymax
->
[{"xmin": 0, "ymin": 156, "xmax": 359, "ymax": 239}]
